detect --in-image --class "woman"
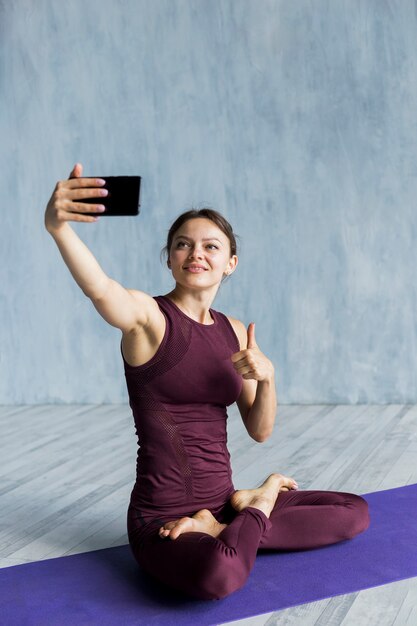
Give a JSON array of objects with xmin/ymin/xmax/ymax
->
[{"xmin": 45, "ymin": 163, "xmax": 370, "ymax": 600}]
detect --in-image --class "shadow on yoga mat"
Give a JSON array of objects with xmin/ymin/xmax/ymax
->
[{"xmin": 1, "ymin": 484, "xmax": 416, "ymax": 625}]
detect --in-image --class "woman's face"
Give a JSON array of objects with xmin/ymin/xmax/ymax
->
[{"xmin": 168, "ymin": 218, "xmax": 238, "ymax": 287}]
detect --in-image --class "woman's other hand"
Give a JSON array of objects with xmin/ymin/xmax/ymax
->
[
  {"xmin": 231, "ymin": 323, "xmax": 275, "ymax": 382},
  {"xmin": 44, "ymin": 163, "xmax": 107, "ymax": 232}
]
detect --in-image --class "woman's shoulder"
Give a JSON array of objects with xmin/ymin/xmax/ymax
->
[{"xmin": 223, "ymin": 314, "xmax": 247, "ymax": 350}]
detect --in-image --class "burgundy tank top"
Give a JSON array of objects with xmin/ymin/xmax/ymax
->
[{"xmin": 121, "ymin": 294, "xmax": 243, "ymax": 522}]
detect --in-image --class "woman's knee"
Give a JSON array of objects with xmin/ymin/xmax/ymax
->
[
  {"xmin": 193, "ymin": 548, "xmax": 249, "ymax": 600},
  {"xmin": 135, "ymin": 530, "xmax": 253, "ymax": 600},
  {"xmin": 345, "ymin": 494, "xmax": 370, "ymax": 538}
]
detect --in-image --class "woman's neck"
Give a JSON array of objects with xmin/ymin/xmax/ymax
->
[{"xmin": 164, "ymin": 289, "xmax": 217, "ymax": 325}]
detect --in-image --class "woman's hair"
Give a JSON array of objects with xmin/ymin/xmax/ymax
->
[{"xmin": 160, "ymin": 207, "xmax": 240, "ymax": 282}]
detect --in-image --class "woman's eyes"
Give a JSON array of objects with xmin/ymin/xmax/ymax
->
[{"xmin": 176, "ymin": 242, "xmax": 218, "ymax": 250}]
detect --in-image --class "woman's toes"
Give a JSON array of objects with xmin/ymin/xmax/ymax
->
[
  {"xmin": 170, "ymin": 518, "xmax": 190, "ymax": 539},
  {"xmin": 159, "ymin": 519, "xmax": 179, "ymax": 538},
  {"xmin": 159, "ymin": 526, "xmax": 170, "ymax": 538},
  {"xmin": 159, "ymin": 517, "xmax": 193, "ymax": 540}
]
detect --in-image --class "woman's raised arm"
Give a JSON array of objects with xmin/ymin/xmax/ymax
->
[{"xmin": 44, "ymin": 163, "xmax": 155, "ymax": 332}]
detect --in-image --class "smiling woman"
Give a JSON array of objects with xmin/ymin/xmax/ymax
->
[
  {"xmin": 156, "ymin": 208, "xmax": 240, "ymax": 325},
  {"xmin": 160, "ymin": 207, "xmax": 239, "ymax": 283},
  {"xmin": 45, "ymin": 168, "xmax": 370, "ymax": 601}
]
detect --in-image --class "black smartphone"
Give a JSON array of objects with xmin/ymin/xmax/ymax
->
[{"xmin": 76, "ymin": 176, "xmax": 141, "ymax": 216}]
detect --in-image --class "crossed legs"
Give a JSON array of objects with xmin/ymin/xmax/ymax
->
[{"xmin": 129, "ymin": 474, "xmax": 370, "ymax": 600}]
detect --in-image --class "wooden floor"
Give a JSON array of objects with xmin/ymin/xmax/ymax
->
[{"xmin": 1, "ymin": 404, "xmax": 416, "ymax": 625}]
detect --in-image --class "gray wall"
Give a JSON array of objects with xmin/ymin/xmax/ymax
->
[{"xmin": 1, "ymin": 0, "xmax": 417, "ymax": 404}]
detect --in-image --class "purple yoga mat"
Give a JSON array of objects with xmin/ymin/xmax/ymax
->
[{"xmin": 1, "ymin": 484, "xmax": 416, "ymax": 625}]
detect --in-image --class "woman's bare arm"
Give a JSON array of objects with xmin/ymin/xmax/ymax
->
[
  {"xmin": 229, "ymin": 317, "xmax": 277, "ymax": 442},
  {"xmin": 45, "ymin": 163, "xmax": 156, "ymax": 332}
]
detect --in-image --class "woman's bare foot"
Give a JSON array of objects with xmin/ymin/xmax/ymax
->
[
  {"xmin": 159, "ymin": 508, "xmax": 227, "ymax": 541},
  {"xmin": 230, "ymin": 473, "xmax": 298, "ymax": 518}
]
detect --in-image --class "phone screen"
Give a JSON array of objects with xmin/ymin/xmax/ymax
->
[{"xmin": 77, "ymin": 176, "xmax": 141, "ymax": 216}]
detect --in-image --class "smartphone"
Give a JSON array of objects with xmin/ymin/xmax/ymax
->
[{"xmin": 76, "ymin": 176, "xmax": 141, "ymax": 216}]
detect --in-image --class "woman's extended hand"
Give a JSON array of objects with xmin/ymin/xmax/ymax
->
[
  {"xmin": 44, "ymin": 163, "xmax": 108, "ymax": 232},
  {"xmin": 231, "ymin": 323, "xmax": 274, "ymax": 382}
]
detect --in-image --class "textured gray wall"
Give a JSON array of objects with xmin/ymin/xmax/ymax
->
[{"xmin": 1, "ymin": 0, "xmax": 417, "ymax": 404}]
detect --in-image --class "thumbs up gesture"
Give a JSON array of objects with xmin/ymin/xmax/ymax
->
[{"xmin": 231, "ymin": 322, "xmax": 274, "ymax": 382}]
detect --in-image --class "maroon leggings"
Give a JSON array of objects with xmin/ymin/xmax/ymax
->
[{"xmin": 128, "ymin": 490, "xmax": 370, "ymax": 600}]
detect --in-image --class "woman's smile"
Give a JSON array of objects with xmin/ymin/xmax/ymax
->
[{"xmin": 184, "ymin": 265, "xmax": 208, "ymax": 273}]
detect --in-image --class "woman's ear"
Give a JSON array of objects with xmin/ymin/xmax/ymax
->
[{"xmin": 225, "ymin": 257, "xmax": 238, "ymax": 275}]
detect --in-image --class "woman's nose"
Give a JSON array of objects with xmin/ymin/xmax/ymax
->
[{"xmin": 188, "ymin": 247, "xmax": 204, "ymax": 259}]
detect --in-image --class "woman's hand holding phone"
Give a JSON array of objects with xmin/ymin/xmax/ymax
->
[{"xmin": 44, "ymin": 163, "xmax": 107, "ymax": 232}]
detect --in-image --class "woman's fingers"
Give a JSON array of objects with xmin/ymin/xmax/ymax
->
[
  {"xmin": 45, "ymin": 167, "xmax": 108, "ymax": 229},
  {"xmin": 66, "ymin": 185, "xmax": 108, "ymax": 200},
  {"xmin": 56, "ymin": 194, "xmax": 106, "ymax": 214},
  {"xmin": 70, "ymin": 203, "xmax": 106, "ymax": 214},
  {"xmin": 65, "ymin": 176, "xmax": 106, "ymax": 189},
  {"xmin": 57, "ymin": 178, "xmax": 106, "ymax": 192},
  {"xmin": 57, "ymin": 210, "xmax": 100, "ymax": 223},
  {"xmin": 54, "ymin": 179, "xmax": 108, "ymax": 217},
  {"xmin": 69, "ymin": 162, "xmax": 83, "ymax": 179},
  {"xmin": 234, "ymin": 362, "xmax": 253, "ymax": 374}
]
